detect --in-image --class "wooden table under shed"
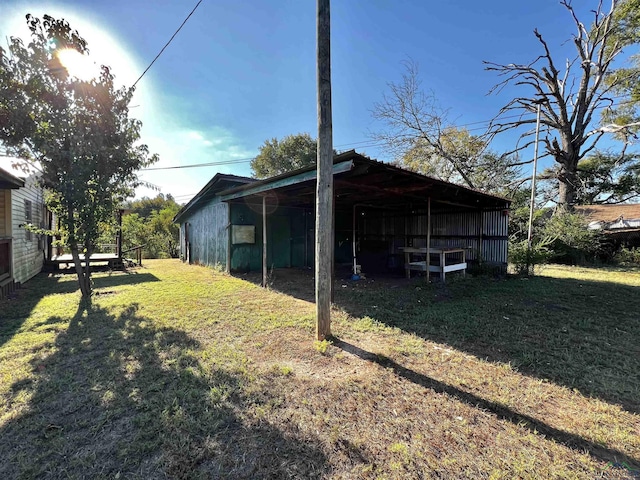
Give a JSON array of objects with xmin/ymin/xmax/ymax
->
[{"xmin": 401, "ymin": 247, "xmax": 467, "ymax": 282}]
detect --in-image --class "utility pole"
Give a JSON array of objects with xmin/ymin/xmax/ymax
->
[
  {"xmin": 315, "ymin": 0, "xmax": 333, "ymax": 340},
  {"xmin": 527, "ymin": 103, "xmax": 542, "ymax": 249}
]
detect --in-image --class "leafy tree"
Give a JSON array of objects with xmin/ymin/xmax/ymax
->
[
  {"xmin": 125, "ymin": 193, "xmax": 177, "ymax": 219},
  {"xmin": 250, "ymin": 133, "xmax": 317, "ymax": 178},
  {"xmin": 536, "ymin": 150, "xmax": 640, "ymax": 205},
  {"xmin": 147, "ymin": 204, "xmax": 180, "ymax": 258},
  {"xmin": 603, "ymin": 0, "xmax": 640, "ymax": 135},
  {"xmin": 573, "ymin": 151, "xmax": 640, "ymax": 204},
  {"xmin": 0, "ymin": 15, "xmax": 157, "ymax": 296},
  {"xmin": 372, "ymin": 61, "xmax": 524, "ymax": 192},
  {"xmin": 485, "ymin": 0, "xmax": 640, "ymax": 210},
  {"xmin": 397, "ymin": 128, "xmax": 521, "ymax": 193},
  {"xmin": 119, "ymin": 194, "xmax": 180, "ymax": 258}
]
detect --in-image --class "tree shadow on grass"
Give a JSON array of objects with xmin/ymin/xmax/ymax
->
[
  {"xmin": 335, "ymin": 273, "xmax": 640, "ymax": 415},
  {"xmin": 332, "ymin": 337, "xmax": 640, "ymax": 473},
  {"xmin": 0, "ymin": 270, "xmax": 160, "ymax": 350},
  {"xmin": 0, "ymin": 298, "xmax": 328, "ymax": 479},
  {"xmin": 235, "ymin": 268, "xmax": 640, "ymax": 415}
]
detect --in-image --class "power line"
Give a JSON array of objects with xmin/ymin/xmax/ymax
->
[
  {"xmin": 132, "ymin": 0, "xmax": 204, "ymax": 89},
  {"xmin": 138, "ymin": 97, "xmax": 636, "ymax": 172},
  {"xmin": 141, "ymin": 157, "xmax": 254, "ymax": 171}
]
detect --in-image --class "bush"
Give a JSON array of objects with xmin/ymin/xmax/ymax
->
[
  {"xmin": 509, "ymin": 240, "xmax": 551, "ymax": 276},
  {"xmin": 542, "ymin": 212, "xmax": 604, "ymax": 264},
  {"xmin": 614, "ymin": 246, "xmax": 640, "ymax": 265}
]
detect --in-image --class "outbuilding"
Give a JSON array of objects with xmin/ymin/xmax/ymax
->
[{"xmin": 174, "ymin": 151, "xmax": 511, "ymax": 280}]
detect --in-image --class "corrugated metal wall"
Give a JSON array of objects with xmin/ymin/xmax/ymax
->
[
  {"xmin": 181, "ymin": 198, "xmax": 229, "ymax": 268},
  {"xmin": 358, "ymin": 207, "xmax": 508, "ymax": 266},
  {"xmin": 180, "ymin": 197, "xmax": 509, "ymax": 273}
]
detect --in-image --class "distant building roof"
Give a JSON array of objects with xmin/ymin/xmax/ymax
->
[{"xmin": 576, "ymin": 204, "xmax": 640, "ymax": 231}]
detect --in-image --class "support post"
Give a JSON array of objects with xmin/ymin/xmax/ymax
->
[
  {"xmin": 352, "ymin": 205, "xmax": 357, "ymax": 276},
  {"xmin": 315, "ymin": 0, "xmax": 333, "ymax": 340},
  {"xmin": 116, "ymin": 209, "xmax": 123, "ymax": 258},
  {"xmin": 226, "ymin": 204, "xmax": 232, "ymax": 273},
  {"xmin": 262, "ymin": 195, "xmax": 268, "ymax": 288},
  {"xmin": 426, "ymin": 197, "xmax": 431, "ymax": 283}
]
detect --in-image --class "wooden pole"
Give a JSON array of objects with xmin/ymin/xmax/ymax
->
[
  {"xmin": 116, "ymin": 209, "xmax": 123, "ymax": 258},
  {"xmin": 426, "ymin": 197, "xmax": 431, "ymax": 282},
  {"xmin": 262, "ymin": 195, "xmax": 268, "ymax": 288},
  {"xmin": 226, "ymin": 205, "xmax": 232, "ymax": 273},
  {"xmin": 316, "ymin": 0, "xmax": 333, "ymax": 340}
]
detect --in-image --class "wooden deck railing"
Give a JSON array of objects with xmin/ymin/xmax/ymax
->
[{"xmin": 122, "ymin": 244, "xmax": 146, "ymax": 267}]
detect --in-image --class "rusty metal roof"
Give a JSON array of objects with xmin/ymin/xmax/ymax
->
[{"xmin": 575, "ymin": 204, "xmax": 640, "ymax": 223}]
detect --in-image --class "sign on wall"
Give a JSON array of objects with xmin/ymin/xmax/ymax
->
[{"xmin": 232, "ymin": 225, "xmax": 256, "ymax": 244}]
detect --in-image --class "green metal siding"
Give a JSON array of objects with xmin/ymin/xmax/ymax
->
[
  {"xmin": 229, "ymin": 204, "xmax": 313, "ymax": 272},
  {"xmin": 229, "ymin": 203, "xmax": 262, "ymax": 272},
  {"xmin": 182, "ymin": 198, "xmax": 228, "ymax": 268}
]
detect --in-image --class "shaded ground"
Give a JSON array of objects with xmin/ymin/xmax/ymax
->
[{"xmin": 236, "ymin": 265, "xmax": 640, "ymax": 415}]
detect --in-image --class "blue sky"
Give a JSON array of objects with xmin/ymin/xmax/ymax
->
[{"xmin": 0, "ymin": 1, "xmax": 632, "ymax": 203}]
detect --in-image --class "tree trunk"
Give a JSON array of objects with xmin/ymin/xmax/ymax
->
[
  {"xmin": 557, "ymin": 163, "xmax": 579, "ymax": 212},
  {"xmin": 70, "ymin": 245, "xmax": 91, "ymax": 297},
  {"xmin": 67, "ymin": 202, "xmax": 92, "ymax": 298},
  {"xmin": 83, "ymin": 242, "xmax": 93, "ymax": 296}
]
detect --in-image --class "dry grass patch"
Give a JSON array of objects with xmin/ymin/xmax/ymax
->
[{"xmin": 0, "ymin": 260, "xmax": 638, "ymax": 479}]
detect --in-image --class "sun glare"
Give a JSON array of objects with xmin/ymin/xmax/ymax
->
[{"xmin": 56, "ymin": 48, "xmax": 100, "ymax": 81}]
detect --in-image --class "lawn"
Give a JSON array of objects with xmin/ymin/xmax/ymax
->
[{"xmin": 0, "ymin": 260, "xmax": 638, "ymax": 479}]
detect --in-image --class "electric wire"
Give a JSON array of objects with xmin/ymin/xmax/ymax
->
[{"xmin": 132, "ymin": 0, "xmax": 204, "ymax": 89}]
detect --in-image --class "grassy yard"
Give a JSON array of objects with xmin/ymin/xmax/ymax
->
[{"xmin": 0, "ymin": 260, "xmax": 638, "ymax": 479}]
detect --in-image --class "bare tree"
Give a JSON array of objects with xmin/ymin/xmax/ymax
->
[
  {"xmin": 372, "ymin": 60, "xmax": 523, "ymax": 192},
  {"xmin": 485, "ymin": 0, "xmax": 640, "ymax": 210}
]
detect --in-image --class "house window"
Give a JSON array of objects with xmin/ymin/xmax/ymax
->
[{"xmin": 24, "ymin": 200, "xmax": 32, "ymax": 241}]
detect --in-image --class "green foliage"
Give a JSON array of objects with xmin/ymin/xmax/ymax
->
[
  {"xmin": 0, "ymin": 15, "xmax": 157, "ymax": 295},
  {"xmin": 575, "ymin": 151, "xmax": 640, "ymax": 204},
  {"xmin": 503, "ymin": 187, "xmax": 549, "ymax": 245},
  {"xmin": 540, "ymin": 151, "xmax": 640, "ymax": 205},
  {"xmin": 250, "ymin": 133, "xmax": 318, "ymax": 178},
  {"xmin": 603, "ymin": 0, "xmax": 640, "ymax": 140},
  {"xmin": 313, "ymin": 339, "xmax": 332, "ymax": 355},
  {"xmin": 613, "ymin": 246, "xmax": 640, "ymax": 265},
  {"xmin": 111, "ymin": 194, "xmax": 180, "ymax": 259},
  {"xmin": 508, "ymin": 240, "xmax": 551, "ymax": 276},
  {"xmin": 542, "ymin": 212, "xmax": 604, "ymax": 265}
]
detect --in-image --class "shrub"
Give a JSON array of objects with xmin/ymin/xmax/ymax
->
[
  {"xmin": 614, "ymin": 246, "xmax": 640, "ymax": 265},
  {"xmin": 509, "ymin": 240, "xmax": 551, "ymax": 276},
  {"xmin": 542, "ymin": 212, "xmax": 604, "ymax": 264}
]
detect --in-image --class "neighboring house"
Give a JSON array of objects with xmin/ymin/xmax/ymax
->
[
  {"xmin": 174, "ymin": 151, "xmax": 511, "ymax": 278},
  {"xmin": 575, "ymin": 204, "xmax": 640, "ymax": 247},
  {"xmin": 0, "ymin": 165, "xmax": 47, "ymax": 299}
]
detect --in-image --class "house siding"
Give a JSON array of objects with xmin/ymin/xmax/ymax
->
[{"xmin": 11, "ymin": 176, "xmax": 44, "ymax": 285}]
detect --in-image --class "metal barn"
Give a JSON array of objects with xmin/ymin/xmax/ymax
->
[{"xmin": 174, "ymin": 151, "xmax": 511, "ymax": 280}]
